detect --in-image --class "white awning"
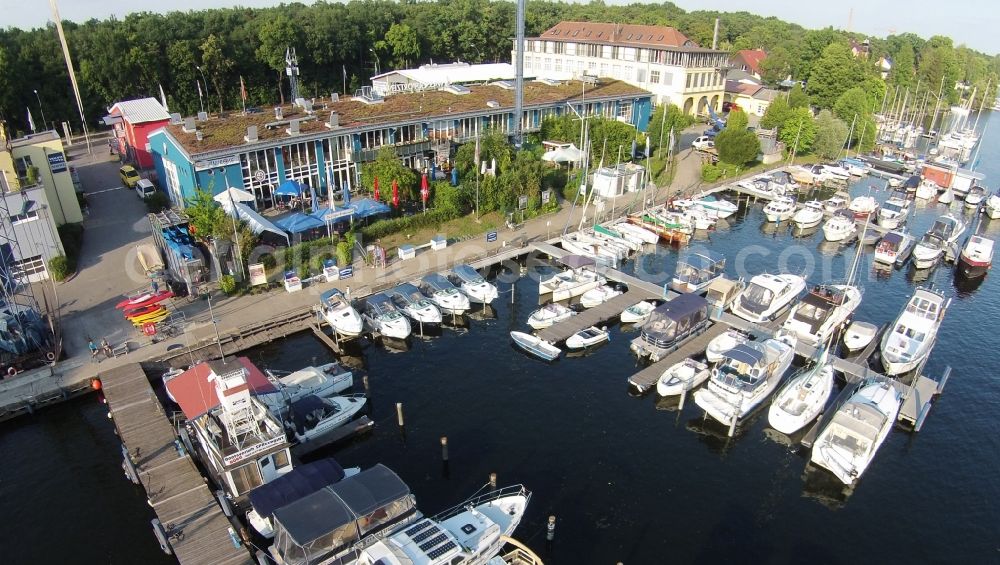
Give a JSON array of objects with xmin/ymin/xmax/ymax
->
[
  {"xmin": 219, "ymin": 199, "xmax": 289, "ymax": 245},
  {"xmin": 213, "ymin": 186, "xmax": 256, "ymax": 204},
  {"xmin": 542, "ymin": 144, "xmax": 585, "ymax": 163}
]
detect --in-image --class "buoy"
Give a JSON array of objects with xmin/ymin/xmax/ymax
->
[
  {"xmin": 46, "ymin": 351, "xmax": 56, "ymax": 361},
  {"xmin": 7, "ymin": 366, "xmax": 16, "ymax": 377},
  {"xmin": 91, "ymin": 377, "xmax": 103, "ymax": 390}
]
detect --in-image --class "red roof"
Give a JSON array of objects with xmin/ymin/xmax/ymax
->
[
  {"xmin": 733, "ymin": 50, "xmax": 767, "ymax": 76},
  {"xmin": 166, "ymin": 357, "xmax": 276, "ymax": 420},
  {"xmin": 537, "ymin": 21, "xmax": 694, "ymax": 49}
]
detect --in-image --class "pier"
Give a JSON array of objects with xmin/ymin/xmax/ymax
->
[
  {"xmin": 100, "ymin": 364, "xmax": 253, "ymax": 565},
  {"xmin": 536, "ymin": 289, "xmax": 655, "ymax": 343},
  {"xmin": 628, "ymin": 323, "xmax": 728, "ymax": 393}
]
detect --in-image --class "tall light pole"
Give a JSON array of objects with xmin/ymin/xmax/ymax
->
[
  {"xmin": 49, "ymin": 0, "xmax": 91, "ymax": 153},
  {"xmin": 369, "ymin": 48, "xmax": 380, "ymax": 76},
  {"xmin": 33, "ymin": 90, "xmax": 48, "ymax": 131}
]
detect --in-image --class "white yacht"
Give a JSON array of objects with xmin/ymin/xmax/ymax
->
[
  {"xmin": 877, "ymin": 192, "xmax": 911, "ymax": 230},
  {"xmin": 915, "ymin": 179, "xmax": 938, "ymax": 200},
  {"xmin": 527, "ymin": 303, "xmax": 576, "ymax": 330},
  {"xmin": 670, "ymin": 250, "xmax": 726, "ymax": 293},
  {"xmin": 449, "ymin": 264, "xmax": 499, "ymax": 304},
  {"xmin": 319, "ymin": 289, "xmax": 364, "ymax": 337},
  {"xmin": 927, "ymin": 213, "xmax": 967, "ymax": 245},
  {"xmin": 620, "ymin": 301, "xmax": 656, "ymax": 324},
  {"xmin": 419, "ymin": 274, "xmax": 471, "ymax": 316},
  {"xmin": 793, "ymin": 201, "xmax": 825, "ymax": 229},
  {"xmin": 696, "ymin": 195, "xmax": 738, "ymax": 219},
  {"xmin": 880, "ymin": 288, "xmax": 948, "ymax": 375},
  {"xmin": 579, "ymin": 284, "xmax": 622, "ymax": 308},
  {"xmin": 768, "ymin": 353, "xmax": 834, "ymax": 435},
  {"xmin": 613, "ymin": 221, "xmax": 660, "ymax": 244},
  {"xmin": 683, "ymin": 206, "xmax": 717, "ymax": 230},
  {"xmin": 389, "ymin": 283, "xmax": 443, "ymax": 325},
  {"xmin": 280, "ymin": 393, "xmax": 368, "ymax": 445},
  {"xmin": 957, "ymin": 235, "xmax": 994, "ymax": 279},
  {"xmin": 705, "ymin": 329, "xmax": 749, "ymax": 363},
  {"xmin": 874, "ymin": 230, "xmax": 916, "ymax": 266},
  {"xmin": 822, "ymin": 210, "xmax": 858, "ymax": 242},
  {"xmin": 843, "ymin": 320, "xmax": 878, "ymax": 352},
  {"xmin": 566, "ymin": 326, "xmax": 610, "ymax": 350},
  {"xmin": 819, "ymin": 163, "xmax": 852, "ymax": 181},
  {"xmin": 823, "ymin": 196, "xmax": 848, "ymax": 214},
  {"xmin": 911, "ymin": 233, "xmax": 946, "ymax": 269},
  {"xmin": 985, "ymin": 191, "xmax": 1000, "ymax": 219},
  {"xmin": 731, "ymin": 273, "xmax": 806, "ymax": 323},
  {"xmin": 656, "ymin": 358, "xmax": 710, "ymax": 397},
  {"xmin": 782, "ymin": 284, "xmax": 863, "ymax": 347},
  {"xmin": 810, "ymin": 380, "xmax": 901, "ymax": 485},
  {"xmin": 763, "ymin": 196, "xmax": 796, "ymax": 223},
  {"xmin": 259, "ymin": 362, "xmax": 354, "ymax": 413},
  {"xmin": 694, "ymin": 333, "xmax": 798, "ymax": 427},
  {"xmin": 848, "ymin": 195, "xmax": 879, "ymax": 219},
  {"xmin": 363, "ymin": 293, "xmax": 412, "ymax": 340},
  {"xmin": 538, "ymin": 256, "xmax": 605, "ymax": 301},
  {"xmin": 964, "ymin": 185, "xmax": 987, "ymax": 208}
]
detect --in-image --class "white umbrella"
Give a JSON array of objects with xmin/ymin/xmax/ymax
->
[
  {"xmin": 542, "ymin": 144, "xmax": 585, "ymax": 163},
  {"xmin": 213, "ymin": 186, "xmax": 256, "ymax": 204}
]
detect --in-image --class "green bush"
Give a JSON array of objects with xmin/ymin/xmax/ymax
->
[
  {"xmin": 144, "ymin": 191, "xmax": 170, "ymax": 213},
  {"xmin": 219, "ymin": 274, "xmax": 237, "ymax": 295},
  {"xmin": 57, "ymin": 223, "xmax": 83, "ymax": 270},
  {"xmin": 360, "ymin": 208, "xmax": 458, "ymax": 240},
  {"xmin": 336, "ymin": 241, "xmax": 351, "ymax": 266},
  {"xmin": 701, "ymin": 164, "xmax": 727, "ymax": 183},
  {"xmin": 49, "ymin": 255, "xmax": 71, "ymax": 282}
]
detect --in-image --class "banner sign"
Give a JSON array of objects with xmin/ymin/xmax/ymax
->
[
  {"xmin": 194, "ymin": 155, "xmax": 240, "ymax": 171},
  {"xmin": 486, "ymin": 231, "xmax": 498, "ymax": 243},
  {"xmin": 338, "ymin": 266, "xmax": 354, "ymax": 279},
  {"xmin": 248, "ymin": 263, "xmax": 267, "ymax": 286},
  {"xmin": 47, "ymin": 152, "xmax": 67, "ymax": 173}
]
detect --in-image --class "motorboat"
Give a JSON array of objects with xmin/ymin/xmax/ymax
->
[
  {"xmin": 565, "ymin": 326, "xmax": 610, "ymax": 350},
  {"xmin": 838, "ymin": 158, "xmax": 869, "ymax": 176},
  {"xmin": 843, "ymin": 321, "xmax": 878, "ymax": 351},
  {"xmin": 938, "ymin": 187, "xmax": 955, "ymax": 204},
  {"xmin": 781, "ymin": 284, "xmax": 863, "ymax": 347},
  {"xmin": 768, "ymin": 170, "xmax": 800, "ymax": 193},
  {"xmin": 280, "ymin": 393, "xmax": 368, "ymax": 445},
  {"xmin": 510, "ymin": 331, "xmax": 560, "ymax": 361},
  {"xmin": 538, "ymin": 255, "xmax": 605, "ymax": 301},
  {"xmin": 705, "ymin": 277, "xmax": 744, "ymax": 312},
  {"xmin": 823, "ymin": 196, "xmax": 848, "ymax": 214},
  {"xmin": 763, "ymin": 196, "xmax": 797, "ymax": 223},
  {"xmin": 705, "ymin": 329, "xmax": 749, "ymax": 363},
  {"xmin": 259, "ymin": 362, "xmax": 354, "ymax": 412},
  {"xmin": 985, "ymin": 191, "xmax": 1000, "ymax": 219},
  {"xmin": 822, "ymin": 210, "xmax": 858, "ymax": 242},
  {"xmin": 670, "ymin": 250, "xmax": 726, "ymax": 293},
  {"xmin": 915, "ymin": 179, "xmax": 938, "ymax": 200},
  {"xmin": 683, "ymin": 205, "xmax": 717, "ymax": 230},
  {"xmin": 926, "ymin": 213, "xmax": 966, "ymax": 245},
  {"xmin": 246, "ymin": 458, "xmax": 360, "ymax": 539},
  {"xmin": 819, "ymin": 163, "xmax": 852, "ymax": 182},
  {"xmin": 793, "ymin": 200, "xmax": 825, "ymax": 229},
  {"xmin": 880, "ymin": 287, "xmax": 949, "ymax": 375},
  {"xmin": 161, "ymin": 367, "xmax": 184, "ymax": 403},
  {"xmin": 957, "ymin": 235, "xmax": 994, "ymax": 279},
  {"xmin": 527, "ymin": 303, "xmax": 576, "ymax": 330},
  {"xmin": 810, "ymin": 380, "xmax": 901, "ymax": 485},
  {"xmin": 620, "ymin": 300, "xmax": 656, "ymax": 324},
  {"xmin": 319, "ymin": 289, "xmax": 364, "ymax": 337},
  {"xmin": 694, "ymin": 333, "xmax": 798, "ymax": 427},
  {"xmin": 965, "ymin": 185, "xmax": 987, "ymax": 209},
  {"xmin": 579, "ymin": 284, "xmax": 623, "ymax": 308},
  {"xmin": 593, "ymin": 224, "xmax": 643, "ymax": 250},
  {"xmin": 739, "ymin": 176, "xmax": 782, "ymax": 198},
  {"xmin": 389, "ymin": 283, "xmax": 443, "ymax": 325},
  {"xmin": 449, "ymin": 264, "xmax": 499, "ymax": 304},
  {"xmin": 768, "ymin": 352, "xmax": 835, "ymax": 434},
  {"xmin": 614, "ymin": 221, "xmax": 659, "ymax": 244},
  {"xmin": 418, "ymin": 274, "xmax": 471, "ymax": 315},
  {"xmin": 730, "ymin": 273, "xmax": 806, "ymax": 323},
  {"xmin": 630, "ymin": 293, "xmax": 709, "ymax": 362},
  {"xmin": 874, "ymin": 230, "xmax": 916, "ymax": 266},
  {"xmin": 356, "ymin": 484, "xmax": 531, "ymax": 565},
  {"xmin": 877, "ymin": 192, "xmax": 911, "ymax": 230},
  {"xmin": 696, "ymin": 195, "xmax": 738, "ymax": 219},
  {"xmin": 911, "ymin": 233, "xmax": 945, "ymax": 269},
  {"xmin": 848, "ymin": 196, "xmax": 879, "ymax": 219},
  {"xmin": 362, "ymin": 293, "xmax": 412, "ymax": 340},
  {"xmin": 656, "ymin": 358, "xmax": 710, "ymax": 397}
]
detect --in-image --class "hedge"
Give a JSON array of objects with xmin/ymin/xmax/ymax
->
[{"xmin": 359, "ymin": 208, "xmax": 458, "ymax": 241}]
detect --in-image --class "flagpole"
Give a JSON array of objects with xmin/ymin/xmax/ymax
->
[
  {"xmin": 225, "ymin": 179, "xmax": 244, "ymax": 279},
  {"xmin": 475, "ymin": 121, "xmax": 481, "ymax": 221}
]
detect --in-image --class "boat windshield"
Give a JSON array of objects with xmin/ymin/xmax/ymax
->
[
  {"xmin": 883, "ymin": 201, "xmax": 903, "ymax": 213},
  {"xmin": 740, "ymin": 282, "xmax": 775, "ymax": 314},
  {"xmin": 929, "ymin": 219, "xmax": 955, "ymax": 238},
  {"xmin": 905, "ymin": 296, "xmax": 938, "ymax": 320}
]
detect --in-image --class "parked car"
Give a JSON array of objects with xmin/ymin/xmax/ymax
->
[
  {"xmin": 692, "ymin": 136, "xmax": 715, "ymax": 151},
  {"xmin": 119, "ymin": 165, "xmax": 141, "ymax": 188},
  {"xmin": 135, "ymin": 178, "xmax": 156, "ymax": 198}
]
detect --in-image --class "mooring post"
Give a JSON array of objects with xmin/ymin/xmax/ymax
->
[
  {"xmin": 396, "ymin": 402, "xmax": 404, "ymax": 427},
  {"xmin": 678, "ymin": 386, "xmax": 687, "ymax": 411},
  {"xmin": 546, "ymin": 515, "xmax": 556, "ymax": 541},
  {"xmin": 440, "ymin": 436, "xmax": 449, "ymax": 461},
  {"xmin": 489, "ymin": 472, "xmax": 497, "ymax": 489}
]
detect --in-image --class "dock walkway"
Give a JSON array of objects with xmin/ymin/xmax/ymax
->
[
  {"xmin": 537, "ymin": 289, "xmax": 655, "ymax": 343},
  {"xmin": 101, "ymin": 364, "xmax": 253, "ymax": 565},
  {"xmin": 628, "ymin": 323, "xmax": 727, "ymax": 393}
]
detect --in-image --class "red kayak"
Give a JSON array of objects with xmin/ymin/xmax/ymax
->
[
  {"xmin": 116, "ymin": 290, "xmax": 174, "ymax": 310},
  {"xmin": 123, "ymin": 303, "xmax": 163, "ymax": 318}
]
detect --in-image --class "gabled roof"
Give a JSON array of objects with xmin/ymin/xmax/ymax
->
[
  {"xmin": 108, "ymin": 97, "xmax": 170, "ymax": 124},
  {"xmin": 733, "ymin": 49, "xmax": 767, "ymax": 75},
  {"xmin": 165, "ymin": 356, "xmax": 276, "ymax": 420},
  {"xmin": 537, "ymin": 21, "xmax": 695, "ymax": 49}
]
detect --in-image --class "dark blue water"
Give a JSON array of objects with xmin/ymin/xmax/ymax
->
[{"xmin": 4, "ymin": 113, "xmax": 1000, "ymax": 564}]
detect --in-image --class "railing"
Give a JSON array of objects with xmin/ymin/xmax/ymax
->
[{"xmin": 433, "ymin": 484, "xmax": 530, "ymax": 522}]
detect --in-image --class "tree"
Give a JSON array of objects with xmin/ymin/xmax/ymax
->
[
  {"xmin": 361, "ymin": 147, "xmax": 418, "ymax": 202},
  {"xmin": 833, "ymin": 86, "xmax": 876, "ymax": 151},
  {"xmin": 380, "ymin": 23, "xmax": 420, "ymax": 69},
  {"xmin": 256, "ymin": 14, "xmax": 301, "ymax": 104},
  {"xmin": 455, "ymin": 128, "xmax": 513, "ymax": 177},
  {"xmin": 807, "ymin": 42, "xmax": 865, "ymax": 109},
  {"xmin": 812, "ymin": 110, "xmax": 849, "ymax": 159},
  {"xmin": 890, "ymin": 42, "xmax": 916, "ymax": 89},
  {"xmin": 646, "ymin": 103, "xmax": 694, "ymax": 155},
  {"xmin": 715, "ymin": 127, "xmax": 760, "ymax": 166},
  {"xmin": 200, "ymin": 34, "xmax": 232, "ymax": 113},
  {"xmin": 787, "ymin": 83, "xmax": 810, "ymax": 109},
  {"xmin": 501, "ymin": 150, "xmax": 544, "ymax": 210},
  {"xmin": 759, "ymin": 46, "xmax": 792, "ymax": 84},
  {"xmin": 725, "ymin": 109, "xmax": 749, "ymax": 131},
  {"xmin": 185, "ymin": 188, "xmax": 228, "ymax": 240},
  {"xmin": 760, "ymin": 96, "xmax": 790, "ymax": 130},
  {"xmin": 778, "ymin": 107, "xmax": 817, "ymax": 155}
]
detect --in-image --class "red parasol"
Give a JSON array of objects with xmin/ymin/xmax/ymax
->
[
  {"xmin": 391, "ymin": 179, "xmax": 400, "ymax": 208},
  {"xmin": 373, "ymin": 175, "xmax": 380, "ymax": 201},
  {"xmin": 420, "ymin": 174, "xmax": 429, "ymax": 202}
]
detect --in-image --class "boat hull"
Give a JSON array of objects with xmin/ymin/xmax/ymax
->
[{"xmin": 957, "ymin": 255, "xmax": 991, "ymax": 279}]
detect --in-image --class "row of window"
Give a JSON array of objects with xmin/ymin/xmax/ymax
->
[
  {"xmin": 524, "ymin": 56, "xmax": 688, "ymax": 88},
  {"xmin": 522, "ymin": 40, "xmax": 727, "ymax": 69},
  {"xmin": 685, "ymin": 71, "xmax": 723, "ymax": 90}
]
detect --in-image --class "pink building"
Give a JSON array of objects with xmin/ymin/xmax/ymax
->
[{"xmin": 104, "ymin": 98, "xmax": 170, "ymax": 169}]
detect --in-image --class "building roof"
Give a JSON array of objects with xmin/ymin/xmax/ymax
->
[
  {"xmin": 733, "ymin": 49, "xmax": 767, "ymax": 76},
  {"xmin": 373, "ymin": 62, "xmax": 528, "ymax": 88},
  {"xmin": 9, "ymin": 130, "xmax": 60, "ymax": 148},
  {"xmin": 726, "ymin": 80, "xmax": 763, "ymax": 96},
  {"xmin": 725, "ymin": 69, "xmax": 762, "ymax": 85},
  {"xmin": 108, "ymin": 97, "xmax": 170, "ymax": 124},
  {"xmin": 161, "ymin": 79, "xmax": 648, "ymax": 157},
  {"xmin": 165, "ymin": 356, "xmax": 277, "ymax": 420},
  {"xmin": 535, "ymin": 21, "xmax": 695, "ymax": 49}
]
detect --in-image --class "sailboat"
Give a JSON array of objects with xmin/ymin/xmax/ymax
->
[{"xmin": 767, "ymin": 347, "xmax": 835, "ymax": 434}]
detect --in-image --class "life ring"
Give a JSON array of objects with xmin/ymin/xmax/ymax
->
[
  {"xmin": 7, "ymin": 366, "xmax": 16, "ymax": 377},
  {"xmin": 45, "ymin": 351, "xmax": 56, "ymax": 361}
]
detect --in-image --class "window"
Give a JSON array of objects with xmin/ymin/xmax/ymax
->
[
  {"xmin": 273, "ymin": 450, "xmax": 290, "ymax": 470},
  {"xmin": 623, "ymin": 47, "xmax": 636, "ymax": 61},
  {"xmin": 231, "ymin": 462, "xmax": 263, "ymax": 494},
  {"xmin": 613, "ymin": 65, "xmax": 621, "ymax": 78},
  {"xmin": 588, "ymin": 61, "xmax": 597, "ymax": 72},
  {"xmin": 566, "ymin": 42, "xmax": 576, "ymax": 56},
  {"xmin": 662, "ymin": 71, "xmax": 673, "ymax": 86},
  {"xmin": 686, "ymin": 73, "xmax": 692, "ymax": 88},
  {"xmin": 600, "ymin": 63, "xmax": 608, "ymax": 76},
  {"xmin": 601, "ymin": 45, "xmax": 613, "ymax": 59},
  {"xmin": 13, "ymin": 156, "xmax": 33, "ymax": 187},
  {"xmin": 544, "ymin": 57, "xmax": 552, "ymax": 71},
  {"xmin": 635, "ymin": 68, "xmax": 645, "ymax": 82},
  {"xmin": 650, "ymin": 70, "xmax": 661, "ymax": 84},
  {"xmin": 9, "ymin": 210, "xmax": 38, "ymax": 224},
  {"xmin": 525, "ymin": 56, "xmax": 532, "ymax": 68},
  {"xmin": 545, "ymin": 41, "xmax": 554, "ymax": 54},
  {"xmin": 13, "ymin": 255, "xmax": 45, "ymax": 278},
  {"xmin": 618, "ymin": 103, "xmax": 631, "ymax": 120},
  {"xmin": 639, "ymin": 48, "xmax": 650, "ymax": 63},
  {"xmin": 554, "ymin": 58, "xmax": 562, "ymax": 72}
]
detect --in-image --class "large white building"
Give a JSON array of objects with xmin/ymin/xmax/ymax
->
[{"xmin": 515, "ymin": 21, "xmax": 728, "ymax": 115}]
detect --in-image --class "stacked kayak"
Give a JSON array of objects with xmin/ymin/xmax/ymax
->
[{"xmin": 118, "ymin": 290, "xmax": 173, "ymax": 326}]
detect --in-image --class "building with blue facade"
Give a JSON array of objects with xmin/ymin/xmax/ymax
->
[{"xmin": 148, "ymin": 78, "xmax": 652, "ymax": 209}]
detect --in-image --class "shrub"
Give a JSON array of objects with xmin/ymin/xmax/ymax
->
[
  {"xmin": 336, "ymin": 241, "xmax": 351, "ymax": 266},
  {"xmin": 260, "ymin": 251, "xmax": 278, "ymax": 271},
  {"xmin": 144, "ymin": 191, "xmax": 170, "ymax": 213},
  {"xmin": 219, "ymin": 274, "xmax": 237, "ymax": 295},
  {"xmin": 360, "ymin": 208, "xmax": 457, "ymax": 240},
  {"xmin": 49, "ymin": 255, "xmax": 71, "ymax": 282},
  {"xmin": 701, "ymin": 164, "xmax": 726, "ymax": 183}
]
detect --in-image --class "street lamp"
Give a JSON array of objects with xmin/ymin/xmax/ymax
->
[
  {"xmin": 196, "ymin": 65, "xmax": 211, "ymax": 113},
  {"xmin": 369, "ymin": 48, "xmax": 380, "ymax": 75},
  {"xmin": 33, "ymin": 89, "xmax": 48, "ymax": 132}
]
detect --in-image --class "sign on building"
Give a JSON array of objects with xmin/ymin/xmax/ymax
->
[
  {"xmin": 248, "ymin": 263, "xmax": 267, "ymax": 286},
  {"xmin": 338, "ymin": 266, "xmax": 353, "ymax": 279},
  {"xmin": 194, "ymin": 155, "xmax": 240, "ymax": 171},
  {"xmin": 541, "ymin": 189, "xmax": 551, "ymax": 204},
  {"xmin": 47, "ymin": 152, "xmax": 67, "ymax": 173}
]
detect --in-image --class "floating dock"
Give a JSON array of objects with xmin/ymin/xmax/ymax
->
[
  {"xmin": 536, "ymin": 289, "xmax": 655, "ymax": 343},
  {"xmin": 628, "ymin": 323, "xmax": 727, "ymax": 393}
]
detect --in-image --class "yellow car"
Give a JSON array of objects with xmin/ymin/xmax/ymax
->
[{"xmin": 119, "ymin": 165, "xmax": 141, "ymax": 188}]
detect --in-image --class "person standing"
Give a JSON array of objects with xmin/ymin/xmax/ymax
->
[{"xmin": 88, "ymin": 340, "xmax": 99, "ymax": 363}]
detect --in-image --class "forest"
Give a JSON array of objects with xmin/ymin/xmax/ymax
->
[{"xmin": 0, "ymin": 0, "xmax": 998, "ymax": 137}]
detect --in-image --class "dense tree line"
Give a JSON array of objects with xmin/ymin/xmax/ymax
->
[{"xmin": 1, "ymin": 1, "xmax": 998, "ymax": 136}]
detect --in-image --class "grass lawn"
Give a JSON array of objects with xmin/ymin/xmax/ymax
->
[{"xmin": 376, "ymin": 211, "xmax": 503, "ymax": 252}]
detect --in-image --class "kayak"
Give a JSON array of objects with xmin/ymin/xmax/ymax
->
[
  {"xmin": 116, "ymin": 290, "xmax": 173, "ymax": 310},
  {"xmin": 132, "ymin": 311, "xmax": 169, "ymax": 326},
  {"xmin": 127, "ymin": 306, "xmax": 166, "ymax": 322},
  {"xmin": 123, "ymin": 303, "xmax": 162, "ymax": 317}
]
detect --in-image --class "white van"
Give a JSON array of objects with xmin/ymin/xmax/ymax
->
[{"xmin": 135, "ymin": 179, "xmax": 156, "ymax": 198}]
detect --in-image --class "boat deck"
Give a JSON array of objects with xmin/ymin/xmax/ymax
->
[
  {"xmin": 536, "ymin": 288, "xmax": 657, "ymax": 343},
  {"xmin": 101, "ymin": 364, "xmax": 253, "ymax": 565},
  {"xmin": 628, "ymin": 323, "xmax": 727, "ymax": 393}
]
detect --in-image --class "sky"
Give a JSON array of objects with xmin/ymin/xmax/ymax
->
[{"xmin": 5, "ymin": 0, "xmax": 998, "ymax": 55}]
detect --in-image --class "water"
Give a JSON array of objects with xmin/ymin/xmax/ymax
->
[{"xmin": 4, "ymin": 113, "xmax": 1000, "ymax": 563}]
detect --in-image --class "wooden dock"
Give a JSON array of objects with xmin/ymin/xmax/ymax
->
[
  {"xmin": 628, "ymin": 323, "xmax": 727, "ymax": 393},
  {"xmin": 101, "ymin": 364, "xmax": 253, "ymax": 565},
  {"xmin": 536, "ymin": 289, "xmax": 656, "ymax": 343}
]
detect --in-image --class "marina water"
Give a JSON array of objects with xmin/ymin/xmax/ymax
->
[{"xmin": 4, "ymin": 113, "xmax": 1000, "ymax": 563}]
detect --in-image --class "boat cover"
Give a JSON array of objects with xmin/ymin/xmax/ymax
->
[
  {"xmin": 320, "ymin": 288, "xmax": 346, "ymax": 306},
  {"xmin": 903, "ymin": 174, "xmax": 921, "ymax": 189},
  {"xmin": 882, "ymin": 232, "xmax": 904, "ymax": 245},
  {"xmin": 679, "ymin": 250, "xmax": 725, "ymax": 271},
  {"xmin": 248, "ymin": 458, "xmax": 347, "ymax": 518},
  {"xmin": 391, "ymin": 283, "xmax": 425, "ymax": 303},
  {"xmin": 421, "ymin": 273, "xmax": 455, "ymax": 291},
  {"xmin": 452, "ymin": 264, "xmax": 485, "ymax": 283},
  {"xmin": 165, "ymin": 357, "xmax": 277, "ymax": 420},
  {"xmin": 559, "ymin": 254, "xmax": 596, "ymax": 269},
  {"xmin": 724, "ymin": 343, "xmax": 766, "ymax": 367}
]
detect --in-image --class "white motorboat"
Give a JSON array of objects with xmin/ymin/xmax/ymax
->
[
  {"xmin": 363, "ymin": 293, "xmax": 412, "ymax": 340},
  {"xmin": 731, "ymin": 273, "xmax": 806, "ymax": 323},
  {"xmin": 614, "ymin": 221, "xmax": 659, "ymax": 244},
  {"xmin": 957, "ymin": 235, "xmax": 994, "ymax": 279},
  {"xmin": 565, "ymin": 326, "xmax": 610, "ymax": 350},
  {"xmin": 594, "ymin": 224, "xmax": 643, "ymax": 250},
  {"xmin": 927, "ymin": 213, "xmax": 966, "ymax": 245},
  {"xmin": 763, "ymin": 196, "xmax": 796, "ymax": 223},
  {"xmin": 911, "ymin": 233, "xmax": 945, "ymax": 269},
  {"xmin": 877, "ymin": 192, "xmax": 911, "ymax": 230},
  {"xmin": 670, "ymin": 250, "xmax": 726, "ymax": 293},
  {"xmin": 419, "ymin": 274, "xmax": 471, "ymax": 315},
  {"xmin": 319, "ymin": 289, "xmax": 364, "ymax": 337},
  {"xmin": 389, "ymin": 283, "xmax": 443, "ymax": 325},
  {"xmin": 874, "ymin": 230, "xmax": 916, "ymax": 266},
  {"xmin": 822, "ymin": 210, "xmax": 858, "ymax": 242},
  {"xmin": 696, "ymin": 195, "xmax": 738, "ymax": 219},
  {"xmin": 915, "ymin": 179, "xmax": 938, "ymax": 200},
  {"xmin": 768, "ymin": 353, "xmax": 835, "ymax": 435},
  {"xmin": 705, "ymin": 329, "xmax": 749, "ymax": 363},
  {"xmin": 938, "ymin": 187, "xmax": 955, "ymax": 204},
  {"xmin": 684, "ymin": 205, "xmax": 717, "ymax": 230},
  {"xmin": 782, "ymin": 284, "xmax": 863, "ymax": 347},
  {"xmin": 819, "ymin": 163, "xmax": 852, "ymax": 181},
  {"xmin": 964, "ymin": 185, "xmax": 987, "ymax": 208},
  {"xmin": 656, "ymin": 358, "xmax": 710, "ymax": 397},
  {"xmin": 259, "ymin": 362, "xmax": 354, "ymax": 413},
  {"xmin": 880, "ymin": 287, "xmax": 949, "ymax": 375},
  {"xmin": 449, "ymin": 264, "xmax": 499, "ymax": 304},
  {"xmin": 630, "ymin": 294, "xmax": 710, "ymax": 362},
  {"xmin": 538, "ymin": 255, "xmax": 605, "ymax": 301},
  {"xmin": 510, "ymin": 331, "xmax": 560, "ymax": 361},
  {"xmin": 579, "ymin": 284, "xmax": 623, "ymax": 308},
  {"xmin": 620, "ymin": 300, "xmax": 656, "ymax": 324},
  {"xmin": 843, "ymin": 321, "xmax": 878, "ymax": 352},
  {"xmin": 985, "ymin": 191, "xmax": 1000, "ymax": 219},
  {"xmin": 281, "ymin": 393, "xmax": 368, "ymax": 445},
  {"xmin": 793, "ymin": 201, "xmax": 825, "ymax": 229},
  {"xmin": 694, "ymin": 333, "xmax": 798, "ymax": 427},
  {"xmin": 527, "ymin": 303, "xmax": 576, "ymax": 330},
  {"xmin": 768, "ymin": 170, "xmax": 800, "ymax": 193},
  {"xmin": 562, "ymin": 232, "xmax": 626, "ymax": 262},
  {"xmin": 810, "ymin": 380, "xmax": 901, "ymax": 485},
  {"xmin": 848, "ymin": 196, "xmax": 879, "ymax": 219},
  {"xmin": 162, "ymin": 367, "xmax": 184, "ymax": 403},
  {"xmin": 823, "ymin": 196, "xmax": 848, "ymax": 214},
  {"xmin": 838, "ymin": 158, "xmax": 869, "ymax": 176}
]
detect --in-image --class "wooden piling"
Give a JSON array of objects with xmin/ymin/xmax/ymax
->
[
  {"xmin": 396, "ymin": 402, "xmax": 404, "ymax": 427},
  {"xmin": 440, "ymin": 436, "xmax": 449, "ymax": 461}
]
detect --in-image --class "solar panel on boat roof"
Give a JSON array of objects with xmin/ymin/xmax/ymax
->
[
  {"xmin": 412, "ymin": 525, "xmax": 441, "ymax": 543},
  {"xmin": 404, "ymin": 521, "xmax": 433, "ymax": 537},
  {"xmin": 419, "ymin": 533, "xmax": 448, "ymax": 551},
  {"xmin": 427, "ymin": 541, "xmax": 457, "ymax": 559}
]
